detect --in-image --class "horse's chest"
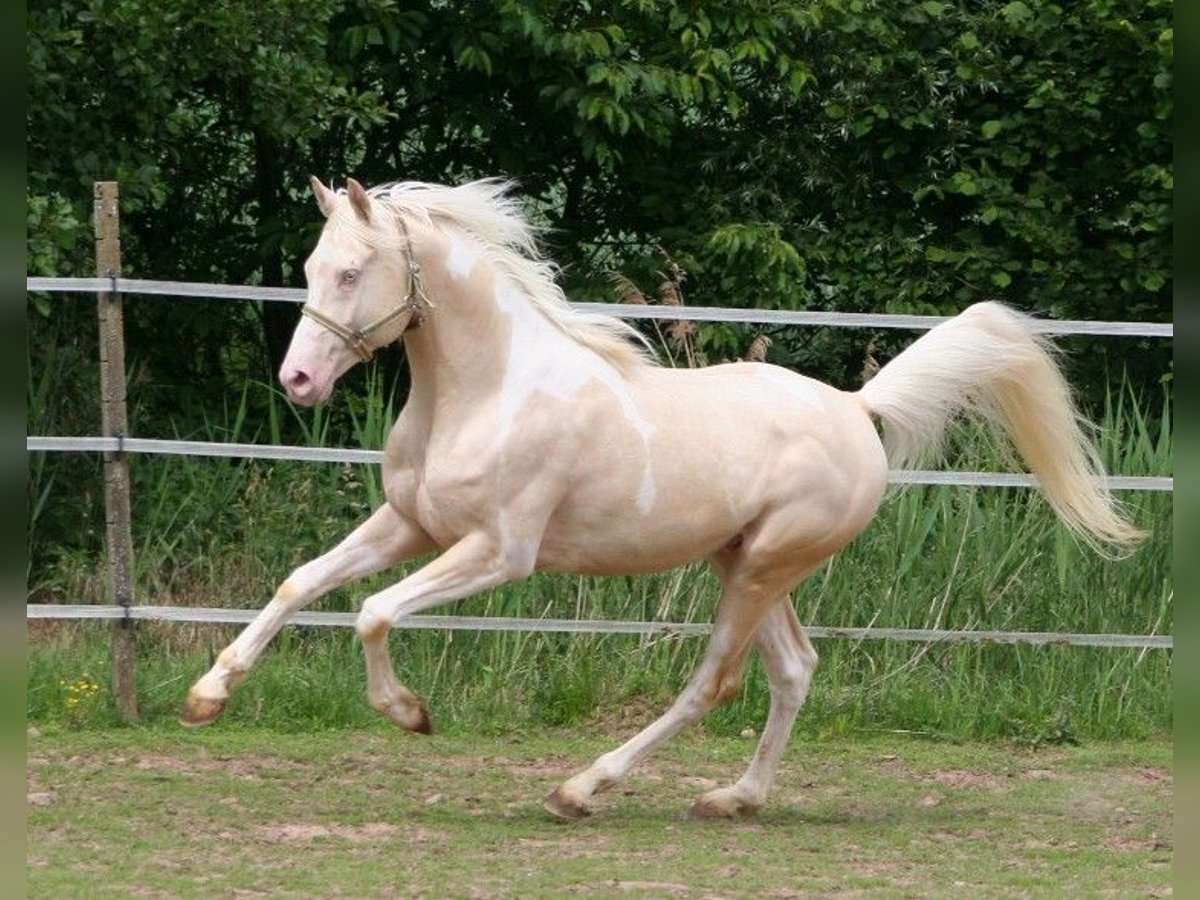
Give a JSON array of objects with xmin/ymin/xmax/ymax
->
[
  {"xmin": 384, "ymin": 450, "xmax": 497, "ymax": 549},
  {"xmin": 413, "ymin": 474, "xmax": 481, "ymax": 547}
]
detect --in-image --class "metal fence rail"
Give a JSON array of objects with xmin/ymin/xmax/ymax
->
[
  {"xmin": 26, "ymin": 604, "xmax": 1173, "ymax": 650},
  {"xmin": 25, "ymin": 435, "xmax": 1173, "ymax": 492},
  {"xmin": 27, "ymin": 276, "xmax": 1175, "ymax": 337},
  {"xmin": 27, "ymin": 268, "xmax": 1173, "ymax": 656}
]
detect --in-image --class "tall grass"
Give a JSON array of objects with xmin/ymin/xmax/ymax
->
[{"xmin": 27, "ymin": 377, "xmax": 1171, "ymax": 742}]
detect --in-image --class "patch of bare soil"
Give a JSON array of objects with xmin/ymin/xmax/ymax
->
[
  {"xmin": 1127, "ymin": 766, "xmax": 1172, "ymax": 786},
  {"xmin": 125, "ymin": 752, "xmax": 313, "ymax": 780},
  {"xmin": 255, "ymin": 822, "xmax": 444, "ymax": 844},
  {"xmin": 588, "ymin": 694, "xmax": 672, "ymax": 738},
  {"xmin": 1019, "ymin": 768, "xmax": 1063, "ymax": 781},
  {"xmin": 124, "ymin": 884, "xmax": 171, "ymax": 897},
  {"xmin": 27, "ymin": 759, "xmax": 51, "ymax": 804},
  {"xmin": 492, "ymin": 754, "xmax": 577, "ymax": 777},
  {"xmin": 515, "ymin": 835, "xmax": 615, "ymax": 860},
  {"xmin": 1105, "ymin": 834, "xmax": 1171, "ymax": 853},
  {"xmin": 571, "ymin": 880, "xmax": 694, "ymax": 895},
  {"xmin": 927, "ymin": 769, "xmax": 1006, "ymax": 791}
]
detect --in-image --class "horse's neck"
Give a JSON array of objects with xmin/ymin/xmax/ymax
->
[
  {"xmin": 400, "ymin": 231, "xmax": 548, "ymax": 412},
  {"xmin": 402, "ymin": 315, "xmax": 502, "ymax": 412}
]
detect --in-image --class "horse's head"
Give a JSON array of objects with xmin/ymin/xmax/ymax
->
[{"xmin": 280, "ymin": 177, "xmax": 425, "ymax": 405}]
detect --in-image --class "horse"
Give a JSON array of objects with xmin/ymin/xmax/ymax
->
[{"xmin": 181, "ymin": 176, "xmax": 1142, "ymax": 819}]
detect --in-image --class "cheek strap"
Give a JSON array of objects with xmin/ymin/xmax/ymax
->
[
  {"xmin": 298, "ymin": 216, "xmax": 434, "ymax": 362},
  {"xmin": 300, "ymin": 300, "xmax": 416, "ymax": 362}
]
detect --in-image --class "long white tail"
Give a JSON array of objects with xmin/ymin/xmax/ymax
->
[{"xmin": 857, "ymin": 302, "xmax": 1144, "ymax": 555}]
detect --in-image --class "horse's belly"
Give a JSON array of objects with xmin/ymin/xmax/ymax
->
[
  {"xmin": 534, "ymin": 485, "xmax": 742, "ymax": 575},
  {"xmin": 535, "ymin": 525, "xmax": 730, "ymax": 575}
]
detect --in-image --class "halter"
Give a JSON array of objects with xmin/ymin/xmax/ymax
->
[{"xmin": 299, "ymin": 217, "xmax": 434, "ymax": 362}]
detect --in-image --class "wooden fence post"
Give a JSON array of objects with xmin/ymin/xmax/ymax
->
[{"xmin": 94, "ymin": 181, "xmax": 139, "ymax": 723}]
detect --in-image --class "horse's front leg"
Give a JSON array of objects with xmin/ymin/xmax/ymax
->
[
  {"xmin": 180, "ymin": 503, "xmax": 436, "ymax": 727},
  {"xmin": 355, "ymin": 532, "xmax": 528, "ymax": 731}
]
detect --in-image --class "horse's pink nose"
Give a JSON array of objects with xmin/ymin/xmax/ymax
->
[{"xmin": 280, "ymin": 363, "xmax": 316, "ymax": 403}]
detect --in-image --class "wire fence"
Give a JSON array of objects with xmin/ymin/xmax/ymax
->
[
  {"xmin": 26, "ymin": 275, "xmax": 1176, "ymax": 337},
  {"xmin": 27, "ymin": 604, "xmax": 1172, "ymax": 650},
  {"xmin": 27, "ymin": 273, "xmax": 1174, "ymax": 652},
  {"xmin": 20, "ymin": 435, "xmax": 1176, "ymax": 492}
]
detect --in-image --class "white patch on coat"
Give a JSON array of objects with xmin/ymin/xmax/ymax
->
[
  {"xmin": 444, "ymin": 233, "xmax": 479, "ymax": 281},
  {"xmin": 498, "ymin": 510, "xmax": 541, "ymax": 575},
  {"xmin": 494, "ymin": 280, "xmax": 657, "ymax": 515},
  {"xmin": 636, "ymin": 469, "xmax": 657, "ymax": 514}
]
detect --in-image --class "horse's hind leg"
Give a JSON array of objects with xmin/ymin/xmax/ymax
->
[
  {"xmin": 543, "ymin": 605, "xmax": 758, "ymax": 820},
  {"xmin": 691, "ymin": 600, "xmax": 817, "ymax": 819},
  {"xmin": 544, "ymin": 549, "xmax": 821, "ymax": 820},
  {"xmin": 180, "ymin": 503, "xmax": 434, "ymax": 726}
]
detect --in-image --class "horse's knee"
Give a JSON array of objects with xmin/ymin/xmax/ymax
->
[
  {"xmin": 659, "ymin": 680, "xmax": 719, "ymax": 725},
  {"xmin": 675, "ymin": 670, "xmax": 741, "ymax": 716},
  {"xmin": 274, "ymin": 580, "xmax": 303, "ymax": 608},
  {"xmin": 770, "ymin": 644, "xmax": 818, "ymax": 708},
  {"xmin": 355, "ymin": 603, "xmax": 389, "ymax": 643}
]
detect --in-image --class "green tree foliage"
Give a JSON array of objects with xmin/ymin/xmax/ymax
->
[{"xmin": 28, "ymin": 0, "xmax": 1171, "ymax": 412}]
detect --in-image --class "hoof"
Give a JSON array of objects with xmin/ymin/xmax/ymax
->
[
  {"xmin": 375, "ymin": 696, "xmax": 434, "ymax": 734},
  {"xmin": 179, "ymin": 693, "xmax": 225, "ymax": 728},
  {"xmin": 542, "ymin": 787, "xmax": 592, "ymax": 822},
  {"xmin": 690, "ymin": 790, "xmax": 761, "ymax": 821},
  {"xmin": 410, "ymin": 699, "xmax": 434, "ymax": 735}
]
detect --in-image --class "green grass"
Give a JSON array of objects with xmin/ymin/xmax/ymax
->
[
  {"xmin": 26, "ymin": 725, "xmax": 1173, "ymax": 898},
  {"xmin": 27, "ymin": 614, "xmax": 1172, "ymax": 743},
  {"xmin": 27, "ymin": 379, "xmax": 1172, "ymax": 741}
]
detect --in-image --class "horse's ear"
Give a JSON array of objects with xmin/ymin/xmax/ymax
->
[
  {"xmin": 310, "ymin": 176, "xmax": 336, "ymax": 218},
  {"xmin": 346, "ymin": 178, "xmax": 372, "ymax": 223}
]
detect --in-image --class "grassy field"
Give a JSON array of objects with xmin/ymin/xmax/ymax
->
[
  {"xmin": 27, "ymin": 724, "xmax": 1172, "ymax": 897},
  {"xmin": 27, "ymin": 438, "xmax": 1173, "ymax": 743},
  {"xmin": 27, "ymin": 376, "xmax": 1173, "ymax": 895},
  {"xmin": 27, "ymin": 613, "xmax": 1172, "ymax": 746},
  {"xmin": 27, "ymin": 377, "xmax": 1172, "ymax": 742}
]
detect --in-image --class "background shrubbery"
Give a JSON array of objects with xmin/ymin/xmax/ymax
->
[{"xmin": 27, "ymin": 1, "xmax": 1172, "ymax": 738}]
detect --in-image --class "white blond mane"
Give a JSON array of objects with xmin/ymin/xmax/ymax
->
[{"xmin": 337, "ymin": 179, "xmax": 655, "ymax": 371}]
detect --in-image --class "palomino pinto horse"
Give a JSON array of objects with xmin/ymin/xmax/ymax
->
[{"xmin": 182, "ymin": 177, "xmax": 1142, "ymax": 819}]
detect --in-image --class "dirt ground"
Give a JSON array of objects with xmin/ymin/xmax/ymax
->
[{"xmin": 27, "ymin": 725, "xmax": 1172, "ymax": 897}]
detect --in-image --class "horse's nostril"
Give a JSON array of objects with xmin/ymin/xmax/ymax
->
[
  {"xmin": 281, "ymin": 365, "xmax": 313, "ymax": 396},
  {"xmin": 291, "ymin": 370, "xmax": 310, "ymax": 387}
]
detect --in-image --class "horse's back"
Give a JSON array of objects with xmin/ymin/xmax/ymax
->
[{"xmin": 642, "ymin": 362, "xmax": 887, "ymax": 520}]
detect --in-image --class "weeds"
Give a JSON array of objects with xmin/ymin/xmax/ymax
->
[
  {"xmin": 56, "ymin": 673, "xmax": 103, "ymax": 728},
  {"xmin": 26, "ymin": 371, "xmax": 1171, "ymax": 741}
]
